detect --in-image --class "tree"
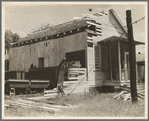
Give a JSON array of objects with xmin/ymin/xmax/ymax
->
[
  {"xmin": 12, "ymin": 33, "xmax": 20, "ymax": 43},
  {"xmin": 5, "ymin": 30, "xmax": 20, "ymax": 50}
]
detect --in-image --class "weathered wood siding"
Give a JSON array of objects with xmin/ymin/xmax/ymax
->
[
  {"xmin": 9, "ymin": 32, "xmax": 87, "ymax": 72},
  {"xmin": 87, "ymin": 45, "xmax": 103, "ymax": 87},
  {"xmin": 87, "ymin": 46, "xmax": 95, "ymax": 85},
  {"xmin": 86, "ymin": 13, "xmax": 126, "ymax": 86}
]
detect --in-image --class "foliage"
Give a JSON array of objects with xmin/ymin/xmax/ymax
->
[
  {"xmin": 5, "ymin": 30, "xmax": 20, "ymax": 50},
  {"xmin": 32, "ymin": 23, "xmax": 51, "ymax": 33}
]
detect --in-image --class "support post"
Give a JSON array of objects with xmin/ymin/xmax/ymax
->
[
  {"xmin": 109, "ymin": 42, "xmax": 113, "ymax": 81},
  {"xmin": 126, "ymin": 10, "xmax": 138, "ymax": 102},
  {"xmin": 118, "ymin": 41, "xmax": 121, "ymax": 83}
]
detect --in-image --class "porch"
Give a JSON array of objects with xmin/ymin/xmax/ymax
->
[{"xmin": 98, "ymin": 36, "xmax": 144, "ymax": 87}]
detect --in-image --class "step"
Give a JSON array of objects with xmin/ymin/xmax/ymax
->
[
  {"xmin": 44, "ymin": 90, "xmax": 57, "ymax": 94},
  {"xmin": 69, "ymin": 68, "xmax": 86, "ymax": 71},
  {"xmin": 69, "ymin": 71, "xmax": 86, "ymax": 74}
]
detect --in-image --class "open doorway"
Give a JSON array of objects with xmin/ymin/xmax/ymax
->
[
  {"xmin": 65, "ymin": 50, "xmax": 86, "ymax": 81},
  {"xmin": 65, "ymin": 50, "xmax": 86, "ymax": 68},
  {"xmin": 124, "ymin": 52, "xmax": 130, "ymax": 81}
]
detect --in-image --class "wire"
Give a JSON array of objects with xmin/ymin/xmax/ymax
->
[
  {"xmin": 68, "ymin": 16, "xmax": 145, "ymax": 95},
  {"xmin": 124, "ymin": 16, "xmax": 145, "ymax": 28}
]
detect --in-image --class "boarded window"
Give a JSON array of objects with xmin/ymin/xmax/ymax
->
[
  {"xmin": 87, "ymin": 42, "xmax": 93, "ymax": 47},
  {"xmin": 38, "ymin": 58, "xmax": 44, "ymax": 68}
]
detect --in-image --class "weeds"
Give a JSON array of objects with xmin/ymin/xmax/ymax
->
[
  {"xmin": 54, "ymin": 91, "xmax": 145, "ymax": 117},
  {"xmin": 5, "ymin": 90, "xmax": 145, "ymax": 117}
]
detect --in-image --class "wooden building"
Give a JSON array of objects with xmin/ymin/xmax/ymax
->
[{"xmin": 6, "ymin": 9, "xmax": 144, "ymax": 93}]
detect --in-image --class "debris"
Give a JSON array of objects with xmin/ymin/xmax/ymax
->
[
  {"xmin": 5, "ymin": 104, "xmax": 11, "ymax": 108},
  {"xmin": 44, "ymin": 89, "xmax": 57, "ymax": 94},
  {"xmin": 113, "ymin": 85, "xmax": 145, "ymax": 101},
  {"xmin": 44, "ymin": 93, "xmax": 57, "ymax": 97},
  {"xmin": 113, "ymin": 91, "xmax": 125, "ymax": 99},
  {"xmin": 57, "ymin": 85, "xmax": 65, "ymax": 95},
  {"xmin": 124, "ymin": 93, "xmax": 131, "ymax": 101},
  {"xmin": 9, "ymin": 100, "xmax": 59, "ymax": 111}
]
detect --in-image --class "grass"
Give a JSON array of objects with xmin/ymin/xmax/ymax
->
[
  {"xmin": 4, "ymin": 90, "xmax": 145, "ymax": 118},
  {"xmin": 54, "ymin": 92, "xmax": 145, "ymax": 117}
]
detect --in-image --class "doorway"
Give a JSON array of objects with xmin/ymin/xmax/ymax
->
[
  {"xmin": 65, "ymin": 50, "xmax": 86, "ymax": 68},
  {"xmin": 124, "ymin": 52, "xmax": 130, "ymax": 81}
]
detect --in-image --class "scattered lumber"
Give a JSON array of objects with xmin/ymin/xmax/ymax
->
[
  {"xmin": 9, "ymin": 100, "xmax": 59, "ymax": 111},
  {"xmin": 57, "ymin": 85, "xmax": 65, "ymax": 95},
  {"xmin": 44, "ymin": 93, "xmax": 57, "ymax": 97},
  {"xmin": 44, "ymin": 90, "xmax": 58, "ymax": 94},
  {"xmin": 27, "ymin": 96, "xmax": 53, "ymax": 100},
  {"xmin": 113, "ymin": 85, "xmax": 145, "ymax": 101},
  {"xmin": 113, "ymin": 91, "xmax": 125, "ymax": 99},
  {"xmin": 124, "ymin": 93, "xmax": 131, "ymax": 101},
  {"xmin": 5, "ymin": 104, "xmax": 11, "ymax": 108}
]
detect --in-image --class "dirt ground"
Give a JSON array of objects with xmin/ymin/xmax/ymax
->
[{"xmin": 3, "ymin": 90, "xmax": 146, "ymax": 119}]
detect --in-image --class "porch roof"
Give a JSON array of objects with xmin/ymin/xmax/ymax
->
[{"xmin": 97, "ymin": 36, "xmax": 145, "ymax": 45}]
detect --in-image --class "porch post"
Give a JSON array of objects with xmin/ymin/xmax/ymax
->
[
  {"xmin": 118, "ymin": 41, "xmax": 121, "ymax": 82},
  {"xmin": 85, "ymin": 47, "xmax": 88, "ymax": 81},
  {"xmin": 109, "ymin": 42, "xmax": 113, "ymax": 81}
]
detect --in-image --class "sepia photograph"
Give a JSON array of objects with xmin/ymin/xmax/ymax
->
[{"xmin": 2, "ymin": 2, "xmax": 148, "ymax": 119}]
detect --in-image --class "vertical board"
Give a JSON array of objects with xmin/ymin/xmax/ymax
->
[
  {"xmin": 87, "ymin": 46, "xmax": 95, "ymax": 86},
  {"xmin": 44, "ymin": 57, "xmax": 49, "ymax": 67},
  {"xmin": 94, "ymin": 45, "xmax": 103, "ymax": 86}
]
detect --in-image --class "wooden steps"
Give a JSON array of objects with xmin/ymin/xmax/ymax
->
[{"xmin": 63, "ymin": 68, "xmax": 89, "ymax": 94}]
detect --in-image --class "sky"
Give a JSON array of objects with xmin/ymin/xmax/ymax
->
[{"xmin": 3, "ymin": 2, "xmax": 147, "ymax": 53}]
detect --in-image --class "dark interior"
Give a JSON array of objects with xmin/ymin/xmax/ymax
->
[{"xmin": 65, "ymin": 50, "xmax": 86, "ymax": 68}]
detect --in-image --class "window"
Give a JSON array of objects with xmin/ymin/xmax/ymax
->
[
  {"xmin": 94, "ymin": 46, "xmax": 101, "ymax": 70},
  {"xmin": 38, "ymin": 58, "xmax": 44, "ymax": 68},
  {"xmin": 5, "ymin": 60, "xmax": 9, "ymax": 71},
  {"xmin": 87, "ymin": 42, "xmax": 93, "ymax": 47}
]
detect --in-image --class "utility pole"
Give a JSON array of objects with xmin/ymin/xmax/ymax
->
[{"xmin": 126, "ymin": 10, "xmax": 138, "ymax": 102}]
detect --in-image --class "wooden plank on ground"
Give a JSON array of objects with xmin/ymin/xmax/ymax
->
[
  {"xmin": 124, "ymin": 94, "xmax": 131, "ymax": 101},
  {"xmin": 113, "ymin": 91, "xmax": 125, "ymax": 99}
]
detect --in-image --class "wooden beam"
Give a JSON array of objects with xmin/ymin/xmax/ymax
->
[
  {"xmin": 87, "ymin": 21, "xmax": 101, "ymax": 28},
  {"xmin": 126, "ymin": 10, "xmax": 138, "ymax": 102},
  {"xmin": 87, "ymin": 36, "xmax": 93, "ymax": 40},
  {"xmin": 124, "ymin": 52, "xmax": 128, "ymax": 83},
  {"xmin": 85, "ymin": 47, "xmax": 88, "ymax": 81},
  {"xmin": 109, "ymin": 42, "xmax": 113, "ymax": 81},
  {"xmin": 118, "ymin": 41, "xmax": 121, "ymax": 82}
]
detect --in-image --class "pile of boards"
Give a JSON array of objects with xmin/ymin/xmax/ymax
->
[{"xmin": 113, "ymin": 85, "xmax": 145, "ymax": 101}]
